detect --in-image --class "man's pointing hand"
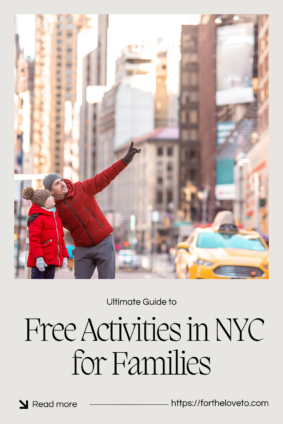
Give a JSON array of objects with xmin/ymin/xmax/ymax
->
[{"xmin": 122, "ymin": 141, "xmax": 141, "ymax": 165}]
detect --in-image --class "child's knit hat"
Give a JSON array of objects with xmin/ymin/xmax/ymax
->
[{"xmin": 22, "ymin": 186, "xmax": 52, "ymax": 207}]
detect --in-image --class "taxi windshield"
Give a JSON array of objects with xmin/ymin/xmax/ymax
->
[{"xmin": 196, "ymin": 232, "xmax": 266, "ymax": 251}]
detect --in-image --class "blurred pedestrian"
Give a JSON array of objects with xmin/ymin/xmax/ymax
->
[
  {"xmin": 22, "ymin": 187, "xmax": 69, "ymax": 279},
  {"xmin": 43, "ymin": 141, "xmax": 141, "ymax": 279}
]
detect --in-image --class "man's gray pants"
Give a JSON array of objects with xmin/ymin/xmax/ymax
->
[{"xmin": 73, "ymin": 234, "xmax": 115, "ymax": 279}]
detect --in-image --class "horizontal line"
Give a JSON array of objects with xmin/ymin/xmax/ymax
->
[{"xmin": 90, "ymin": 404, "xmax": 168, "ymax": 406}]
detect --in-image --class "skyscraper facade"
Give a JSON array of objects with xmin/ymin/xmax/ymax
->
[{"xmin": 32, "ymin": 14, "xmax": 90, "ymax": 175}]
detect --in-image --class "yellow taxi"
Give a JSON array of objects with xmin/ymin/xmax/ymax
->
[{"xmin": 175, "ymin": 212, "xmax": 269, "ymax": 279}]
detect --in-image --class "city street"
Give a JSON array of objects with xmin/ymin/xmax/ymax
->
[{"xmin": 14, "ymin": 254, "xmax": 176, "ymax": 279}]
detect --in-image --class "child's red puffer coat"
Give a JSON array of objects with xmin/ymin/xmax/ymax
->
[{"xmin": 27, "ymin": 204, "xmax": 69, "ymax": 267}]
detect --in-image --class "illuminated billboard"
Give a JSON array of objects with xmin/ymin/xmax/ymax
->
[{"xmin": 216, "ymin": 23, "xmax": 255, "ymax": 106}]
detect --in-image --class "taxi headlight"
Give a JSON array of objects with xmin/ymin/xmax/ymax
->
[{"xmin": 195, "ymin": 259, "xmax": 214, "ymax": 267}]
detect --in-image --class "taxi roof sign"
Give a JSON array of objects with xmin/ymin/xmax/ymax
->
[{"xmin": 212, "ymin": 211, "xmax": 239, "ymax": 232}]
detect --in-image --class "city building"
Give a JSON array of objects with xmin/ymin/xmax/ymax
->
[
  {"xmin": 32, "ymin": 14, "xmax": 90, "ymax": 176},
  {"xmin": 179, "ymin": 24, "xmax": 200, "ymax": 224},
  {"xmin": 155, "ymin": 39, "xmax": 180, "ymax": 128},
  {"xmin": 17, "ymin": 53, "xmax": 35, "ymax": 174},
  {"xmin": 198, "ymin": 14, "xmax": 216, "ymax": 222},
  {"xmin": 14, "ymin": 29, "xmax": 21, "ymax": 174},
  {"xmin": 96, "ymin": 43, "xmax": 156, "ymax": 214},
  {"xmin": 78, "ymin": 14, "xmax": 109, "ymax": 181},
  {"xmin": 241, "ymin": 15, "xmax": 269, "ymax": 235},
  {"xmin": 214, "ymin": 14, "xmax": 259, "ymax": 216},
  {"xmin": 113, "ymin": 127, "xmax": 179, "ymax": 252}
]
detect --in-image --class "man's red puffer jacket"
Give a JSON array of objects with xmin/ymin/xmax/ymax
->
[
  {"xmin": 27, "ymin": 204, "xmax": 69, "ymax": 267},
  {"xmin": 55, "ymin": 159, "xmax": 127, "ymax": 247}
]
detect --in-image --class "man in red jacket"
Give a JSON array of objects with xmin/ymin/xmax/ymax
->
[{"xmin": 43, "ymin": 142, "xmax": 140, "ymax": 279}]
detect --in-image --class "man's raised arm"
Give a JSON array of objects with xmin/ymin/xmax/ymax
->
[{"xmin": 81, "ymin": 142, "xmax": 141, "ymax": 196}]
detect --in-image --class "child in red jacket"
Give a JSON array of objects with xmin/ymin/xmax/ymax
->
[{"xmin": 22, "ymin": 187, "xmax": 69, "ymax": 279}]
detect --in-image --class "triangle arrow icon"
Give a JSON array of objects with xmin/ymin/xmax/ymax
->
[{"xmin": 19, "ymin": 400, "xmax": 29, "ymax": 409}]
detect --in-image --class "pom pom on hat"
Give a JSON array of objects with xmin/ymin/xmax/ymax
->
[
  {"xmin": 22, "ymin": 186, "xmax": 35, "ymax": 201},
  {"xmin": 22, "ymin": 186, "xmax": 52, "ymax": 207}
]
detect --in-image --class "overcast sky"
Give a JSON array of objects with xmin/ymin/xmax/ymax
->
[{"xmin": 15, "ymin": 14, "xmax": 200, "ymax": 60}]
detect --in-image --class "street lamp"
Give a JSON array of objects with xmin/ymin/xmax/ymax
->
[{"xmin": 215, "ymin": 16, "xmax": 222, "ymax": 24}]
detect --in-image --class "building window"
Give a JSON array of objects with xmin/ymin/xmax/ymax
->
[
  {"xmin": 167, "ymin": 162, "xmax": 173, "ymax": 172},
  {"xmin": 56, "ymin": 70, "xmax": 61, "ymax": 75},
  {"xmin": 66, "ymin": 24, "xmax": 73, "ymax": 29},
  {"xmin": 157, "ymin": 147, "xmax": 163, "ymax": 156},
  {"xmin": 66, "ymin": 32, "xmax": 72, "ymax": 37},
  {"xmin": 66, "ymin": 55, "xmax": 72, "ymax": 60},
  {"xmin": 181, "ymin": 111, "xmax": 188, "ymax": 124},
  {"xmin": 57, "ymin": 78, "xmax": 61, "ymax": 82},
  {"xmin": 66, "ymin": 63, "xmax": 72, "ymax": 67},
  {"xmin": 181, "ymin": 129, "xmax": 189, "ymax": 141},
  {"xmin": 66, "ymin": 16, "xmax": 72, "ymax": 21},
  {"xmin": 56, "ymin": 102, "xmax": 61, "ymax": 105},
  {"xmin": 66, "ymin": 93, "xmax": 71, "ymax": 98},
  {"xmin": 55, "ymin": 147, "xmax": 60, "ymax": 151},
  {"xmin": 167, "ymin": 147, "xmax": 173, "ymax": 156},
  {"xmin": 66, "ymin": 70, "xmax": 72, "ymax": 75},
  {"xmin": 182, "ymin": 53, "xmax": 198, "ymax": 66},
  {"xmin": 57, "ymin": 40, "xmax": 62, "ymax": 44},
  {"xmin": 58, "ymin": 15, "xmax": 64, "ymax": 21},
  {"xmin": 57, "ymin": 32, "xmax": 62, "ymax": 37},
  {"xmin": 182, "ymin": 72, "xmax": 189, "ymax": 85},
  {"xmin": 66, "ymin": 86, "xmax": 72, "ymax": 91},
  {"xmin": 182, "ymin": 34, "xmax": 196, "ymax": 48},
  {"xmin": 66, "ymin": 78, "xmax": 72, "ymax": 83},
  {"xmin": 190, "ymin": 73, "xmax": 198, "ymax": 85},
  {"xmin": 55, "ymin": 155, "xmax": 60, "ymax": 159},
  {"xmin": 189, "ymin": 129, "xmax": 198, "ymax": 141},
  {"xmin": 190, "ymin": 170, "xmax": 196, "ymax": 181},
  {"xmin": 66, "ymin": 48, "xmax": 72, "ymax": 52},
  {"xmin": 56, "ymin": 86, "xmax": 62, "ymax": 90},
  {"xmin": 57, "ymin": 63, "xmax": 62, "ymax": 67},
  {"xmin": 56, "ymin": 116, "xmax": 60, "ymax": 120},
  {"xmin": 190, "ymin": 149, "xmax": 196, "ymax": 159},
  {"xmin": 56, "ymin": 131, "xmax": 60, "ymax": 135},
  {"xmin": 57, "ymin": 55, "xmax": 62, "ymax": 59},
  {"xmin": 189, "ymin": 110, "xmax": 198, "ymax": 124},
  {"xmin": 167, "ymin": 190, "xmax": 173, "ymax": 204},
  {"xmin": 167, "ymin": 176, "xmax": 173, "ymax": 187},
  {"xmin": 56, "ymin": 124, "xmax": 61, "ymax": 128},
  {"xmin": 157, "ymin": 191, "xmax": 163, "ymax": 204},
  {"xmin": 157, "ymin": 162, "xmax": 163, "ymax": 172},
  {"xmin": 190, "ymin": 92, "xmax": 198, "ymax": 102},
  {"xmin": 57, "ymin": 24, "xmax": 63, "ymax": 29},
  {"xmin": 182, "ymin": 92, "xmax": 189, "ymax": 105},
  {"xmin": 55, "ymin": 162, "xmax": 60, "ymax": 167},
  {"xmin": 157, "ymin": 176, "xmax": 163, "ymax": 185},
  {"xmin": 56, "ymin": 94, "xmax": 61, "ymax": 97},
  {"xmin": 56, "ymin": 139, "xmax": 61, "ymax": 143}
]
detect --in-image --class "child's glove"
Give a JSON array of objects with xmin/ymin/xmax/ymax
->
[
  {"xmin": 61, "ymin": 258, "xmax": 68, "ymax": 269},
  {"xmin": 36, "ymin": 257, "xmax": 48, "ymax": 272}
]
